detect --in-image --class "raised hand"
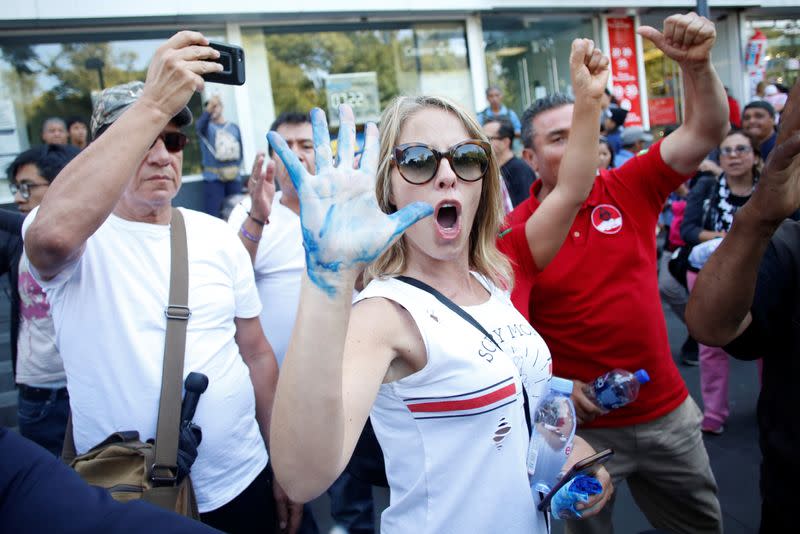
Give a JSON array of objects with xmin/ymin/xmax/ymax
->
[
  {"xmin": 140, "ymin": 31, "xmax": 222, "ymax": 122},
  {"xmin": 570, "ymin": 39, "xmax": 610, "ymax": 102},
  {"xmin": 638, "ymin": 12, "xmax": 715, "ymax": 65},
  {"xmin": 248, "ymin": 152, "xmax": 276, "ymax": 223},
  {"xmin": 746, "ymin": 80, "xmax": 800, "ymax": 224},
  {"xmin": 267, "ymin": 105, "xmax": 433, "ymax": 297}
]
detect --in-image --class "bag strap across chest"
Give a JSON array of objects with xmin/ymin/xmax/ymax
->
[
  {"xmin": 62, "ymin": 208, "xmax": 190, "ymax": 486},
  {"xmin": 395, "ymin": 275, "xmax": 532, "ymax": 435},
  {"xmin": 151, "ymin": 207, "xmax": 190, "ymax": 485}
]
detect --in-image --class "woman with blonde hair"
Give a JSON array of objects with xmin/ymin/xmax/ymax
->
[{"xmin": 268, "ymin": 40, "xmax": 612, "ymax": 533}]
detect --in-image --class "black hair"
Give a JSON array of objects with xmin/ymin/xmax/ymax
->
[
  {"xmin": 268, "ymin": 111, "xmax": 310, "ymax": 155},
  {"xmin": 520, "ymin": 93, "xmax": 575, "ymax": 150},
  {"xmin": 484, "ymin": 117, "xmax": 515, "ymax": 143},
  {"xmin": 93, "ymin": 124, "xmax": 109, "ymax": 141},
  {"xmin": 606, "ymin": 107, "xmax": 628, "ymax": 131},
  {"xmin": 663, "ymin": 124, "xmax": 680, "ymax": 137},
  {"xmin": 7, "ymin": 144, "xmax": 80, "ymax": 184},
  {"xmin": 742, "ymin": 100, "xmax": 776, "ymax": 119},
  {"xmin": 66, "ymin": 116, "xmax": 88, "ymax": 130},
  {"xmin": 599, "ymin": 135, "xmax": 615, "ymax": 169}
]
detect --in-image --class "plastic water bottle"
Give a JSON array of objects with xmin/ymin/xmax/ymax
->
[
  {"xmin": 582, "ymin": 369, "xmax": 650, "ymax": 413},
  {"xmin": 528, "ymin": 377, "xmax": 577, "ymax": 493}
]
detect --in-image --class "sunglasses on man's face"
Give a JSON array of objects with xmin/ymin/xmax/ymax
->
[
  {"xmin": 150, "ymin": 132, "xmax": 188, "ymax": 153},
  {"xmin": 392, "ymin": 140, "xmax": 491, "ymax": 185}
]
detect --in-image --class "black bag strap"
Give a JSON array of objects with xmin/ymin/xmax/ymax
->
[
  {"xmin": 150, "ymin": 208, "xmax": 190, "ymax": 487},
  {"xmin": 395, "ymin": 275, "xmax": 532, "ymax": 435}
]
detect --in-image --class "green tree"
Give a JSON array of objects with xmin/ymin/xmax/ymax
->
[
  {"xmin": 1, "ymin": 41, "xmax": 204, "ymax": 173},
  {"xmin": 265, "ymin": 26, "xmax": 468, "ymax": 120}
]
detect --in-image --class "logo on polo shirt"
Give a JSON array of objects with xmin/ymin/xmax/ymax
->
[{"xmin": 591, "ymin": 204, "xmax": 623, "ymax": 234}]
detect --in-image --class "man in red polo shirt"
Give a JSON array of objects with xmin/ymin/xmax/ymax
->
[{"xmin": 498, "ymin": 13, "xmax": 728, "ymax": 533}]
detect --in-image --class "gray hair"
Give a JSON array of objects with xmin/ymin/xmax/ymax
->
[
  {"xmin": 42, "ymin": 117, "xmax": 66, "ymax": 133},
  {"xmin": 520, "ymin": 93, "xmax": 574, "ymax": 150}
]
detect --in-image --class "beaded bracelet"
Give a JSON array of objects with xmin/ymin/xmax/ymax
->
[
  {"xmin": 247, "ymin": 211, "xmax": 268, "ymax": 226},
  {"xmin": 240, "ymin": 225, "xmax": 261, "ymax": 243}
]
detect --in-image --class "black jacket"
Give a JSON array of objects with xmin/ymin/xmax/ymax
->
[
  {"xmin": 680, "ymin": 175, "xmax": 718, "ymax": 247},
  {"xmin": 0, "ymin": 209, "xmax": 25, "ymax": 380}
]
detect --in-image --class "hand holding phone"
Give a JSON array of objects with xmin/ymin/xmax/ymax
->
[
  {"xmin": 537, "ymin": 448, "xmax": 613, "ymax": 512},
  {"xmin": 203, "ymin": 42, "xmax": 246, "ymax": 86}
]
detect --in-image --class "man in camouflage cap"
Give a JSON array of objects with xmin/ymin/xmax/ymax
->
[{"xmin": 24, "ymin": 32, "xmax": 284, "ymax": 533}]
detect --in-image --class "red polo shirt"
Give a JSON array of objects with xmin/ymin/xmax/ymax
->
[{"xmin": 498, "ymin": 141, "xmax": 689, "ymax": 428}]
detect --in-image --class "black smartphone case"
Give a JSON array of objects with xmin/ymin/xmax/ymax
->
[{"xmin": 204, "ymin": 42, "xmax": 246, "ymax": 86}]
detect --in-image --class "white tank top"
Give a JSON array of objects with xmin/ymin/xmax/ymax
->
[{"xmin": 356, "ymin": 274, "xmax": 552, "ymax": 534}]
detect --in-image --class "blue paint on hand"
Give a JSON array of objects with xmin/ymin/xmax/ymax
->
[{"xmin": 269, "ymin": 105, "xmax": 432, "ymax": 297}]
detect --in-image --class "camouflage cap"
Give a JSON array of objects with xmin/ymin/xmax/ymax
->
[{"xmin": 90, "ymin": 80, "xmax": 193, "ymax": 138}]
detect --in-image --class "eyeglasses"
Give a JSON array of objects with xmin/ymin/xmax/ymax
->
[
  {"xmin": 392, "ymin": 140, "xmax": 491, "ymax": 184},
  {"xmin": 10, "ymin": 182, "xmax": 49, "ymax": 200},
  {"xmin": 720, "ymin": 145, "xmax": 753, "ymax": 157},
  {"xmin": 151, "ymin": 132, "xmax": 188, "ymax": 153}
]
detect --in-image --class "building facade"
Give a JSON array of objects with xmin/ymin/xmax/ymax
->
[{"xmin": 0, "ymin": 1, "xmax": 798, "ymax": 203}]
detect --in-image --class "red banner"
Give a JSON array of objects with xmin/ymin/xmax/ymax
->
[
  {"xmin": 607, "ymin": 17, "xmax": 643, "ymax": 127},
  {"xmin": 648, "ymin": 97, "xmax": 678, "ymax": 126}
]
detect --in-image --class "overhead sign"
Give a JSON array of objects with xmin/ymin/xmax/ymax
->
[
  {"xmin": 325, "ymin": 72, "xmax": 381, "ymax": 127},
  {"xmin": 607, "ymin": 17, "xmax": 643, "ymax": 128}
]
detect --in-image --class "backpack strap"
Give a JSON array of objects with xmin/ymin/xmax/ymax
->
[{"xmin": 199, "ymin": 132, "xmax": 217, "ymax": 159}]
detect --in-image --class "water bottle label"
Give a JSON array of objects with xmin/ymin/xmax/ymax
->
[
  {"xmin": 527, "ymin": 450, "xmax": 537, "ymax": 475},
  {"xmin": 593, "ymin": 376, "xmax": 624, "ymax": 410}
]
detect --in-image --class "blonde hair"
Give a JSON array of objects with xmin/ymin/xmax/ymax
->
[{"xmin": 364, "ymin": 95, "xmax": 512, "ymax": 289}]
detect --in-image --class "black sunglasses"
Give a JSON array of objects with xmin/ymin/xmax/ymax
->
[
  {"xmin": 392, "ymin": 140, "xmax": 491, "ymax": 184},
  {"xmin": 151, "ymin": 132, "xmax": 188, "ymax": 153}
]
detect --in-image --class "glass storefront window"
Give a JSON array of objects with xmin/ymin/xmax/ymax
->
[
  {"xmin": 643, "ymin": 37, "xmax": 682, "ymax": 133},
  {"xmin": 482, "ymin": 15, "xmax": 595, "ymax": 120},
  {"xmin": 747, "ymin": 19, "xmax": 800, "ymax": 92},
  {"xmin": 263, "ymin": 23, "xmax": 472, "ymax": 126},
  {"xmin": 0, "ymin": 32, "xmax": 223, "ymax": 203}
]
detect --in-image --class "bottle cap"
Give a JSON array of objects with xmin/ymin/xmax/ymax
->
[
  {"xmin": 634, "ymin": 369, "xmax": 650, "ymax": 384},
  {"xmin": 550, "ymin": 376, "xmax": 574, "ymax": 395}
]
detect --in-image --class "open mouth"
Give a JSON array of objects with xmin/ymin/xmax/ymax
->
[
  {"xmin": 434, "ymin": 202, "xmax": 461, "ymax": 239},
  {"xmin": 437, "ymin": 205, "xmax": 458, "ymax": 229}
]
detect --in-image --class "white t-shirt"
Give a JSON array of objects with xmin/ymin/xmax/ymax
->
[
  {"xmin": 228, "ymin": 193, "xmax": 304, "ymax": 365},
  {"xmin": 22, "ymin": 207, "xmax": 268, "ymax": 513},
  {"xmin": 15, "ymin": 254, "xmax": 65, "ymax": 385},
  {"xmin": 356, "ymin": 275, "xmax": 552, "ymax": 534}
]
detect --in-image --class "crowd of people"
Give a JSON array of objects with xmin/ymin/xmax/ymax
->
[{"xmin": 0, "ymin": 10, "xmax": 797, "ymax": 534}]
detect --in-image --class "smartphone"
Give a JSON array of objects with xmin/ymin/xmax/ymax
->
[
  {"xmin": 537, "ymin": 448, "xmax": 614, "ymax": 512},
  {"xmin": 204, "ymin": 42, "xmax": 246, "ymax": 86}
]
